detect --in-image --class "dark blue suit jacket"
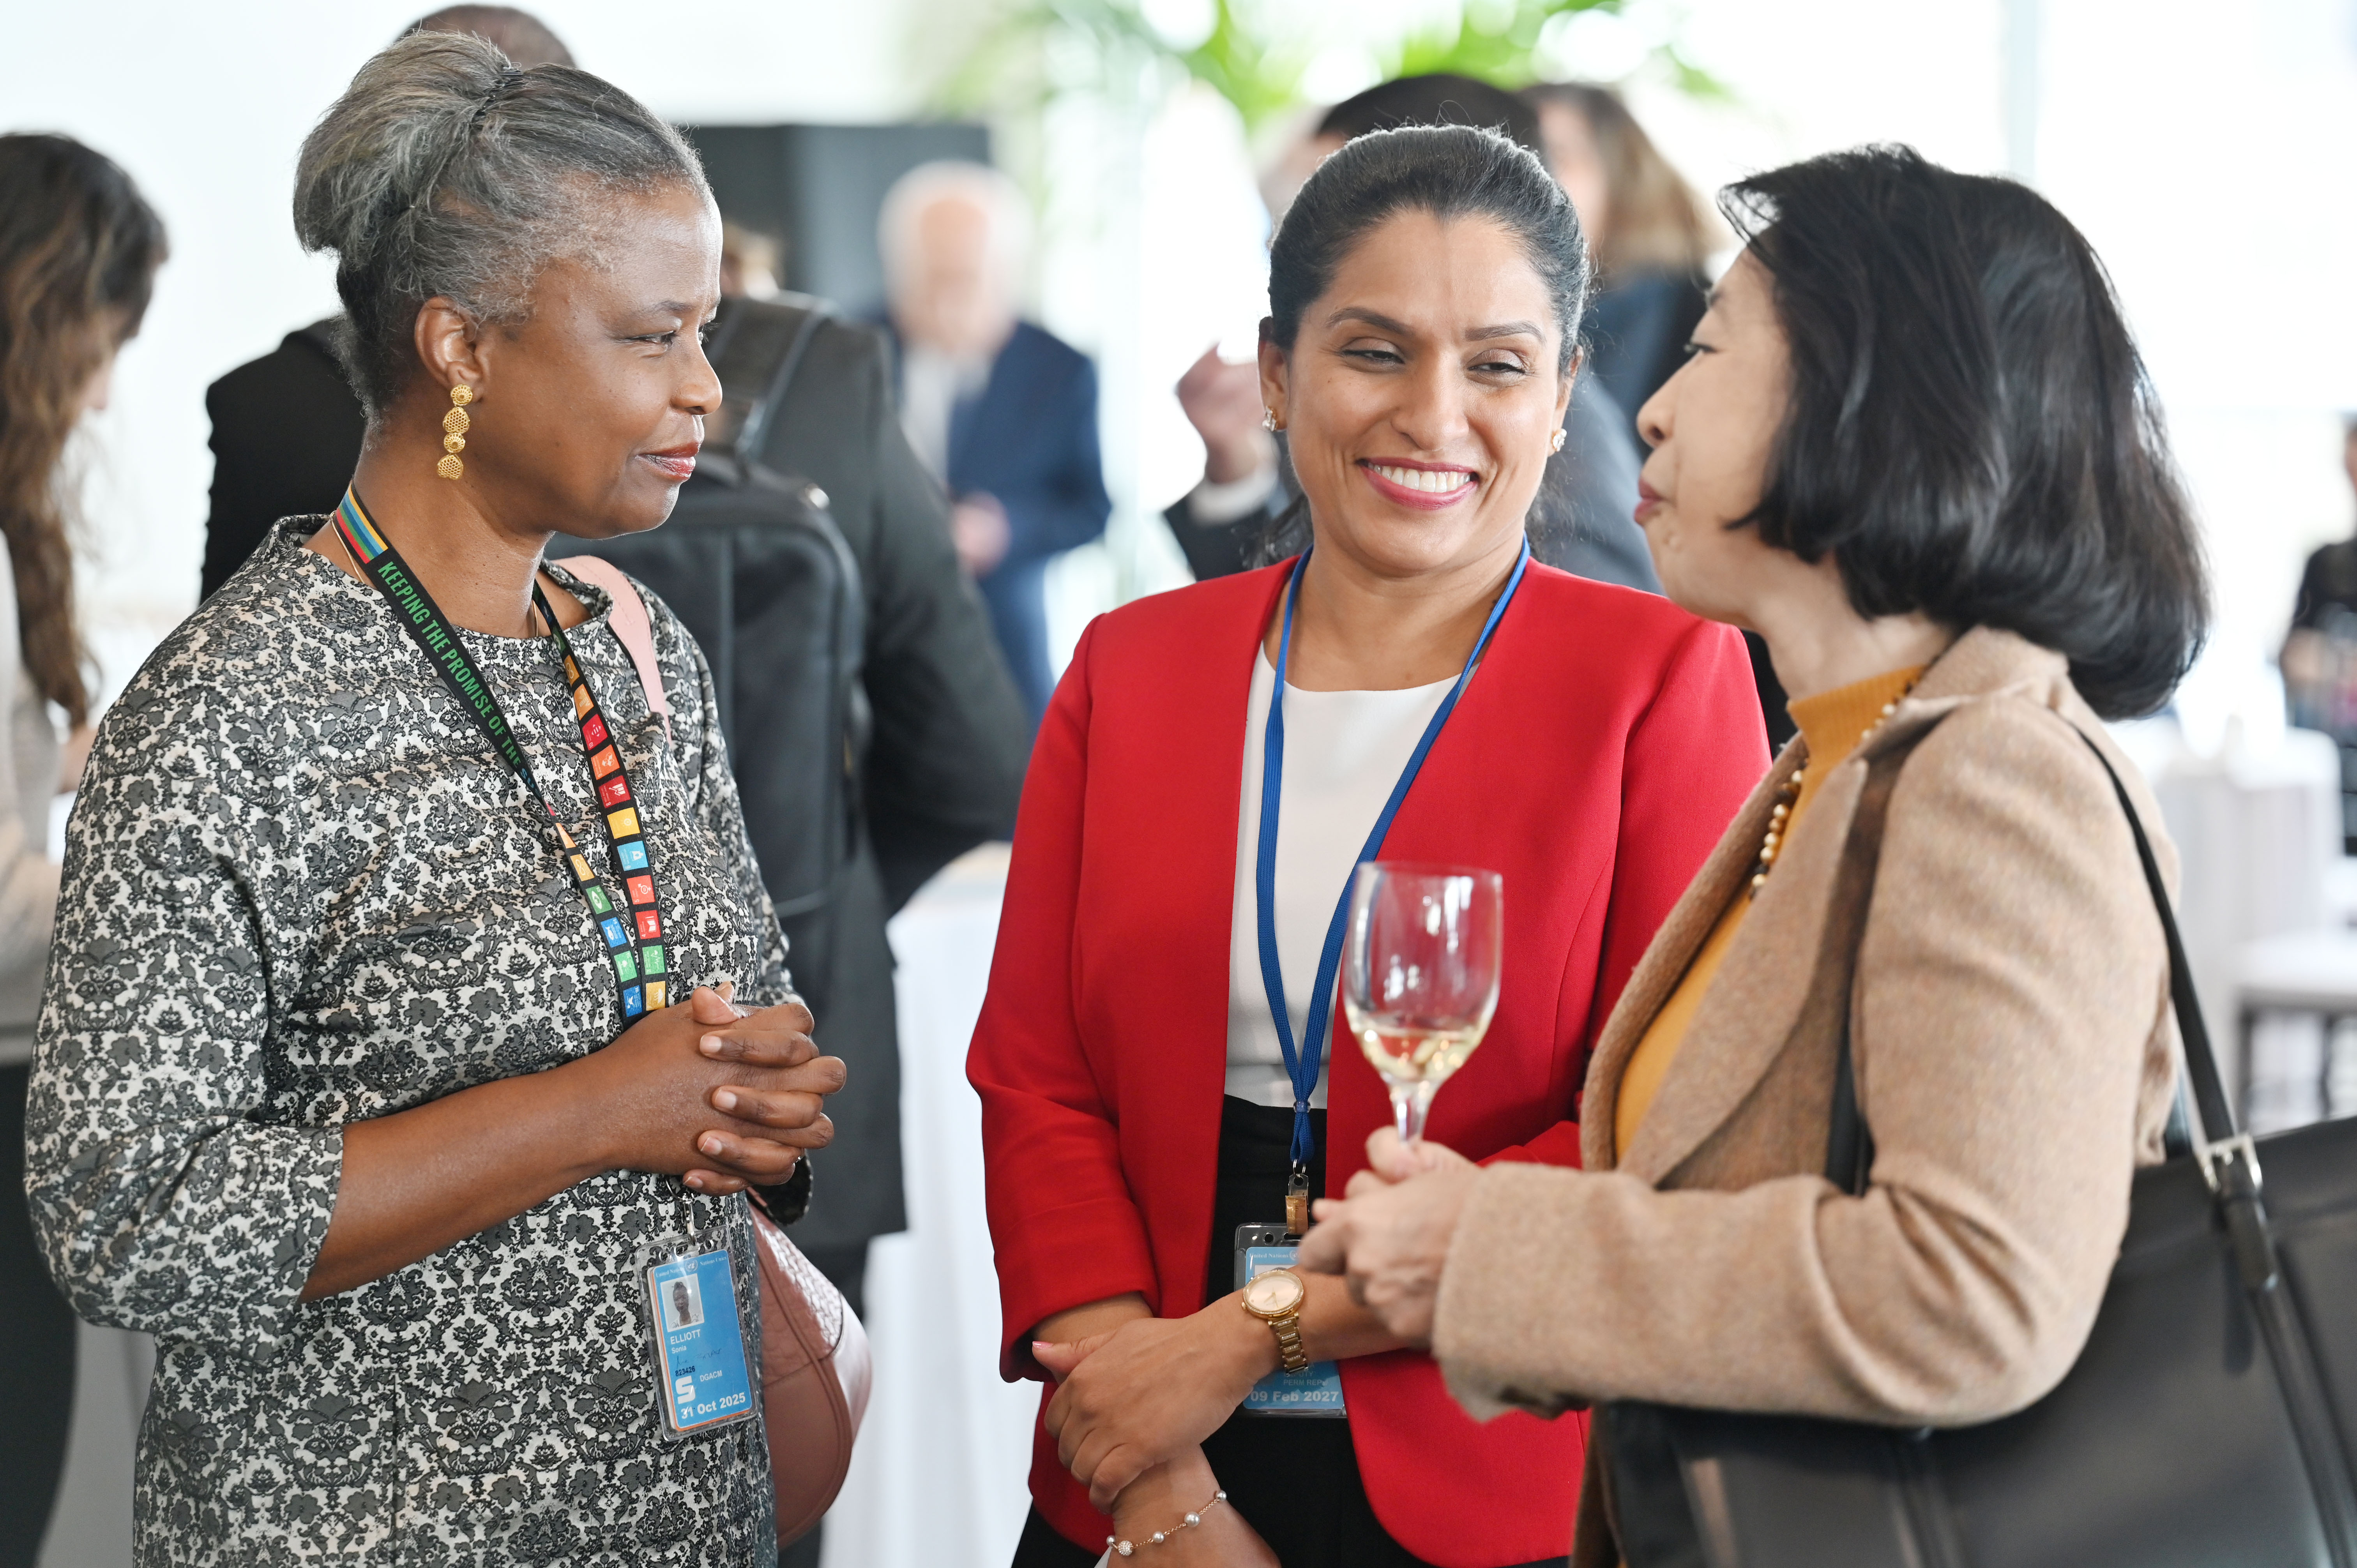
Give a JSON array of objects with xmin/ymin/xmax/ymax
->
[{"xmin": 933, "ymin": 321, "xmax": 1112, "ymax": 724}]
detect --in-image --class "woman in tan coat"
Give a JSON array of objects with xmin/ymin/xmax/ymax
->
[{"xmin": 1299, "ymin": 145, "xmax": 2210, "ymax": 1561}]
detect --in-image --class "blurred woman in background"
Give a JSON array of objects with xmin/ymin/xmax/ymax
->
[
  {"xmin": 0, "ymin": 131, "xmax": 164, "ymax": 1563},
  {"xmin": 1523, "ymin": 83, "xmax": 1717, "ymax": 443},
  {"xmin": 1523, "ymin": 83, "xmax": 1800, "ymax": 749}
]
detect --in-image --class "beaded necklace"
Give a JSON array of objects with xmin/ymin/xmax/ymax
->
[{"xmin": 1747, "ymin": 680, "xmax": 1919, "ymax": 899}]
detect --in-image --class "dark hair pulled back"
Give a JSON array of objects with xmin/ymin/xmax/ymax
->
[
  {"xmin": 1268, "ymin": 123, "xmax": 1588, "ymax": 374},
  {"xmin": 1728, "ymin": 145, "xmax": 2208, "ymax": 718}
]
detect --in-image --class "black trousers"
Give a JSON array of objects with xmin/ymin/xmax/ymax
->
[
  {"xmin": 0, "ymin": 1064, "xmax": 75, "ymax": 1567},
  {"xmin": 1013, "ymin": 1100, "xmax": 1566, "ymax": 1568}
]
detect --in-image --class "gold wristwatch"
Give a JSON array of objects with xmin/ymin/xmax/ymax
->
[{"xmin": 1242, "ymin": 1268, "xmax": 1311, "ymax": 1373}]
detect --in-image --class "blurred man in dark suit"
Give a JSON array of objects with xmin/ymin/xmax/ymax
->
[{"xmin": 880, "ymin": 162, "xmax": 1111, "ymax": 728}]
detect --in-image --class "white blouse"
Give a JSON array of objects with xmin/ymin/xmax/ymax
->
[{"xmin": 1225, "ymin": 649, "xmax": 1455, "ymax": 1107}]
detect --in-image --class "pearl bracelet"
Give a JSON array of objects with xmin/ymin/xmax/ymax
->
[{"xmin": 1104, "ymin": 1489, "xmax": 1227, "ymax": 1557}]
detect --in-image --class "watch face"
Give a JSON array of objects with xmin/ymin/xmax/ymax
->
[{"xmin": 1244, "ymin": 1269, "xmax": 1305, "ymax": 1315}]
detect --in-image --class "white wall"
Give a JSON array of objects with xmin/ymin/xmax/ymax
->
[{"xmin": 2, "ymin": 0, "xmax": 925, "ymax": 700}]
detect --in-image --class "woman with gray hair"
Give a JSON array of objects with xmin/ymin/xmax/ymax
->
[{"xmin": 26, "ymin": 33, "xmax": 840, "ymax": 1563}]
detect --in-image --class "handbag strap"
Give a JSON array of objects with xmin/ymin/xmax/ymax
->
[
  {"xmin": 731, "ymin": 297, "xmax": 832, "ymax": 468},
  {"xmin": 552, "ymin": 556, "xmax": 672, "ymax": 745},
  {"xmin": 1822, "ymin": 718, "xmax": 2271, "ymax": 1258},
  {"xmin": 2065, "ymin": 733, "xmax": 2238, "ymax": 1145},
  {"xmin": 1812, "ymin": 729, "xmax": 1938, "ymax": 1194}
]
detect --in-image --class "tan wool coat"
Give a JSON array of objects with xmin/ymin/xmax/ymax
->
[{"xmin": 1430, "ymin": 627, "xmax": 2182, "ymax": 1551}]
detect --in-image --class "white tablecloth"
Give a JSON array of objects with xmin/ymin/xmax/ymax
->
[{"xmin": 822, "ymin": 846, "xmax": 1041, "ymax": 1568}]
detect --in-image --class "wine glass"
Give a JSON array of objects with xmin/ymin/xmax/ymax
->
[{"xmin": 1342, "ymin": 862, "xmax": 1503, "ymax": 1146}]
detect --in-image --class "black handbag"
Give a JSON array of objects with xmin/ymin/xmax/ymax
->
[{"xmin": 1596, "ymin": 724, "xmax": 2357, "ymax": 1568}]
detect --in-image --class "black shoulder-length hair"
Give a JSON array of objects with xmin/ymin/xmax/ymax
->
[{"xmin": 1726, "ymin": 145, "xmax": 2207, "ymax": 718}]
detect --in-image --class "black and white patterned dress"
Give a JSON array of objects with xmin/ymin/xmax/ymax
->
[{"xmin": 26, "ymin": 521, "xmax": 790, "ymax": 1566}]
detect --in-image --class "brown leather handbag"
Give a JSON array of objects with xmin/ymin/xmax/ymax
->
[{"xmin": 750, "ymin": 1201, "xmax": 870, "ymax": 1546}]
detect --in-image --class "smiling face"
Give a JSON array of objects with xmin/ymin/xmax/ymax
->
[
  {"xmin": 1631, "ymin": 249, "xmax": 1796, "ymax": 628},
  {"xmin": 1262, "ymin": 208, "xmax": 1572, "ymax": 584},
  {"xmin": 429, "ymin": 180, "xmax": 723, "ymax": 540}
]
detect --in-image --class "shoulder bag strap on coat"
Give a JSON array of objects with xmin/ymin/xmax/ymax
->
[
  {"xmin": 1808, "ymin": 726, "xmax": 1941, "ymax": 1195},
  {"xmin": 1822, "ymin": 719, "xmax": 2266, "ymax": 1196}
]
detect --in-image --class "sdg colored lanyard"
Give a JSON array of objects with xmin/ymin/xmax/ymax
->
[
  {"xmin": 333, "ymin": 488, "xmax": 673, "ymax": 1021},
  {"xmin": 1255, "ymin": 540, "xmax": 1531, "ymax": 1222}
]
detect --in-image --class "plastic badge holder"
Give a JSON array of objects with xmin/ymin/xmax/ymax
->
[
  {"xmin": 640, "ymin": 1231, "xmax": 759, "ymax": 1437},
  {"xmin": 1233, "ymin": 1223, "xmax": 1347, "ymax": 1418}
]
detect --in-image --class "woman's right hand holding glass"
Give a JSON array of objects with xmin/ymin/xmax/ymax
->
[{"xmin": 569, "ymin": 984, "xmax": 846, "ymax": 1194}]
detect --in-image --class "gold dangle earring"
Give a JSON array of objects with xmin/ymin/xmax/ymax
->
[{"xmin": 438, "ymin": 385, "xmax": 473, "ymax": 480}]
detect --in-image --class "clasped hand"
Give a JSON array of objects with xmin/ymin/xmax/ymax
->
[
  {"xmin": 578, "ymin": 983, "xmax": 845, "ymax": 1194},
  {"xmin": 1294, "ymin": 1128, "xmax": 1480, "ymax": 1346},
  {"xmin": 1034, "ymin": 1302, "xmax": 1273, "ymax": 1511}
]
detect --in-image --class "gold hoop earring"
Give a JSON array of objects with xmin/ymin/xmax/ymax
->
[
  {"xmin": 1549, "ymin": 426, "xmax": 1567, "ymax": 454},
  {"xmin": 438, "ymin": 385, "xmax": 474, "ymax": 480}
]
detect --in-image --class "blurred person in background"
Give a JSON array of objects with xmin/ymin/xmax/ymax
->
[
  {"xmin": 698, "ymin": 196, "xmax": 1034, "ymax": 1568},
  {"xmin": 880, "ymin": 160, "xmax": 1111, "ymax": 728},
  {"xmin": 2281, "ymin": 414, "xmax": 2357, "ymax": 850},
  {"xmin": 720, "ymin": 219, "xmax": 784, "ymax": 300},
  {"xmin": 30, "ymin": 36, "xmax": 844, "ymax": 1562},
  {"xmin": 1166, "ymin": 74, "xmax": 1656, "ymax": 598},
  {"xmin": 681, "ymin": 245, "xmax": 1031, "ymax": 1332},
  {"xmin": 1524, "ymin": 80, "xmax": 1793, "ymax": 749},
  {"xmin": 974, "ymin": 123, "xmax": 1764, "ymax": 1568},
  {"xmin": 0, "ymin": 130, "xmax": 164, "ymax": 1568},
  {"xmin": 1299, "ymin": 146, "xmax": 2209, "ymax": 1568},
  {"xmin": 198, "ymin": 4, "xmax": 573, "ymax": 599},
  {"xmin": 1522, "ymin": 81, "xmax": 1717, "ymax": 445}
]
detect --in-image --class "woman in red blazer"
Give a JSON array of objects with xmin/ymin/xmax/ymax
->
[{"xmin": 969, "ymin": 125, "xmax": 1765, "ymax": 1568}]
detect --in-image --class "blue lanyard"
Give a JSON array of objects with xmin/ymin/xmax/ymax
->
[{"xmin": 1253, "ymin": 538, "xmax": 1532, "ymax": 1172}]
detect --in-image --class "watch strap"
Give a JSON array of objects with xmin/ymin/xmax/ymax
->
[{"xmin": 1268, "ymin": 1310, "xmax": 1310, "ymax": 1374}]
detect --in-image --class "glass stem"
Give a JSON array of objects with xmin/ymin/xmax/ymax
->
[{"xmin": 1391, "ymin": 1082, "xmax": 1439, "ymax": 1145}]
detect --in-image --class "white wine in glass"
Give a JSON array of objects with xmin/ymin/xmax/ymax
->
[{"xmin": 1343, "ymin": 862, "xmax": 1503, "ymax": 1145}]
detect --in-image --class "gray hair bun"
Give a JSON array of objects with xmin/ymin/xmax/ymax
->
[{"xmin": 293, "ymin": 30, "xmax": 704, "ymax": 415}]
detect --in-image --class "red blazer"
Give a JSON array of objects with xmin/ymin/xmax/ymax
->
[{"xmin": 968, "ymin": 560, "xmax": 1766, "ymax": 1565}]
